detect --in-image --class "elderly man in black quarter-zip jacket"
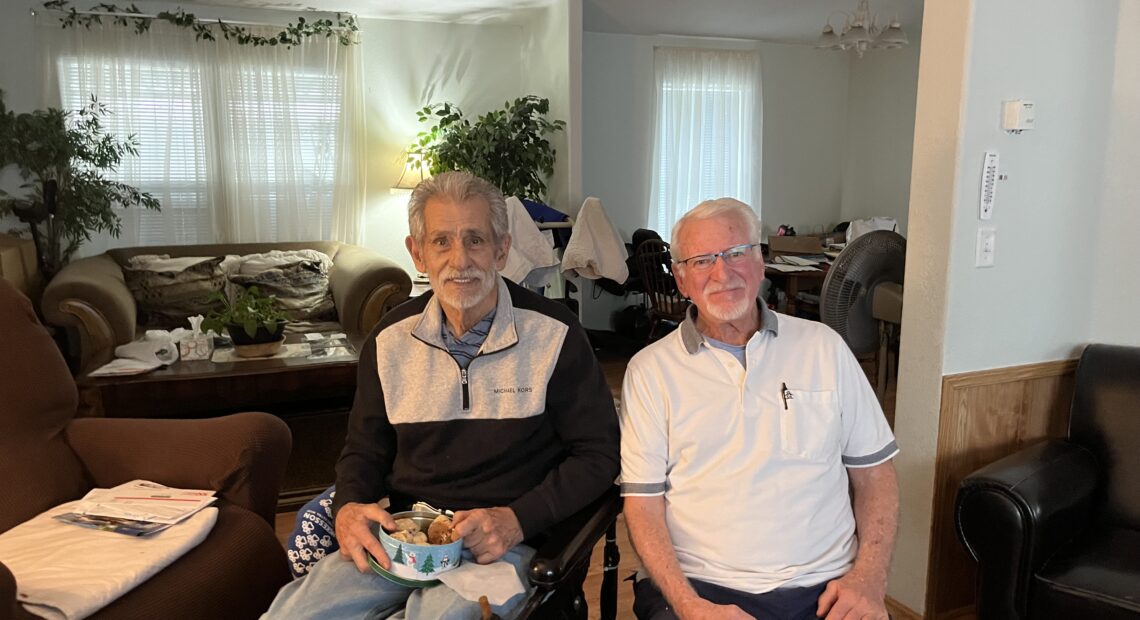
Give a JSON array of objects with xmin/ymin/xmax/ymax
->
[{"xmin": 263, "ymin": 171, "xmax": 620, "ymax": 620}]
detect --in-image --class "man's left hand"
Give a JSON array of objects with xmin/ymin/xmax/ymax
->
[
  {"xmin": 816, "ymin": 570, "xmax": 889, "ymax": 620},
  {"xmin": 451, "ymin": 507, "xmax": 524, "ymax": 564}
]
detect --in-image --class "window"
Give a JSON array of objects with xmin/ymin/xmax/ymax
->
[
  {"xmin": 51, "ymin": 20, "xmax": 362, "ymax": 250},
  {"xmin": 649, "ymin": 47, "xmax": 762, "ymax": 237}
]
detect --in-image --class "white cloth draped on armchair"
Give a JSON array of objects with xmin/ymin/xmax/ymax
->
[{"xmin": 41, "ymin": 16, "xmax": 367, "ymax": 253}]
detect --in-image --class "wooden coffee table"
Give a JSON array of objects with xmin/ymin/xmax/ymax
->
[{"xmin": 77, "ymin": 333, "xmax": 358, "ymax": 511}]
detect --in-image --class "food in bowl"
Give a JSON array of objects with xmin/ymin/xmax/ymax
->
[{"xmin": 375, "ymin": 511, "xmax": 464, "ymax": 583}]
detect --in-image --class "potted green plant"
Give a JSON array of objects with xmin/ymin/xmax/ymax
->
[
  {"xmin": 408, "ymin": 95, "xmax": 565, "ymax": 205},
  {"xmin": 201, "ymin": 286, "xmax": 289, "ymax": 358},
  {"xmin": 0, "ymin": 90, "xmax": 160, "ymax": 282}
]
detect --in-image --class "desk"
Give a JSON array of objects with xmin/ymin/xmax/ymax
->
[{"xmin": 765, "ymin": 265, "xmax": 828, "ymax": 317}]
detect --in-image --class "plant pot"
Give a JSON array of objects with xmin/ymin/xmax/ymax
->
[{"xmin": 226, "ymin": 320, "xmax": 287, "ymax": 358}]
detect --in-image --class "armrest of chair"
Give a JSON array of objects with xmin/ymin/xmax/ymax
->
[
  {"xmin": 529, "ymin": 485, "xmax": 622, "ymax": 589},
  {"xmin": 956, "ymin": 439, "xmax": 1099, "ymax": 620},
  {"xmin": 41, "ymin": 254, "xmax": 136, "ymax": 373},
  {"xmin": 328, "ymin": 245, "xmax": 411, "ymax": 345},
  {"xmin": 65, "ymin": 413, "xmax": 291, "ymax": 524}
]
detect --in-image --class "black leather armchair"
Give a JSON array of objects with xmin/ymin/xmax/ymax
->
[
  {"xmin": 520, "ymin": 485, "xmax": 623, "ymax": 620},
  {"xmin": 955, "ymin": 344, "xmax": 1140, "ymax": 620}
]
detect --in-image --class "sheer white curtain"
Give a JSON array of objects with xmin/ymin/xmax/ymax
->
[
  {"xmin": 648, "ymin": 47, "xmax": 762, "ymax": 239},
  {"xmin": 44, "ymin": 17, "xmax": 366, "ymax": 252}
]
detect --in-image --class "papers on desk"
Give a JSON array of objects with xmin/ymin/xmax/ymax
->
[
  {"xmin": 767, "ymin": 264, "xmax": 822, "ymax": 273},
  {"xmin": 772, "ymin": 254, "xmax": 827, "ymax": 266},
  {"xmin": 769, "ymin": 255, "xmax": 824, "ymax": 272}
]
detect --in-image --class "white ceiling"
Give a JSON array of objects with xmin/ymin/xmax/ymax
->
[
  {"xmin": 185, "ymin": 0, "xmax": 923, "ymax": 43},
  {"xmin": 583, "ymin": 0, "xmax": 923, "ymax": 45}
]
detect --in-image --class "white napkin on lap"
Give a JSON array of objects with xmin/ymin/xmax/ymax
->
[
  {"xmin": 436, "ymin": 560, "xmax": 525, "ymax": 606},
  {"xmin": 0, "ymin": 501, "xmax": 217, "ymax": 620}
]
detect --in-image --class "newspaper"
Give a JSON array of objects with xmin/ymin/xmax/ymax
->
[{"xmin": 53, "ymin": 480, "xmax": 216, "ymax": 537}]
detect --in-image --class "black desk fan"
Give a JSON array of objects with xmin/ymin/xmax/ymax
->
[{"xmin": 820, "ymin": 230, "xmax": 906, "ymax": 398}]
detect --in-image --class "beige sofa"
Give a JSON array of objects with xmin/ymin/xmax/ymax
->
[{"xmin": 42, "ymin": 241, "xmax": 411, "ymax": 374}]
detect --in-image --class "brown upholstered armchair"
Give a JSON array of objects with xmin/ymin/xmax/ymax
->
[
  {"xmin": 0, "ymin": 280, "xmax": 293, "ymax": 620},
  {"xmin": 41, "ymin": 241, "xmax": 411, "ymax": 373}
]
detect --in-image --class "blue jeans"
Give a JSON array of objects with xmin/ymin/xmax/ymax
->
[{"xmin": 262, "ymin": 544, "xmax": 536, "ymax": 620}]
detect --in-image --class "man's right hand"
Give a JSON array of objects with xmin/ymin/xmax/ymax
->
[
  {"xmin": 676, "ymin": 598, "xmax": 752, "ymax": 620},
  {"xmin": 334, "ymin": 501, "xmax": 396, "ymax": 573}
]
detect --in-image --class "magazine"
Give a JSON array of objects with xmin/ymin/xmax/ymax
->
[{"xmin": 52, "ymin": 512, "xmax": 177, "ymax": 537}]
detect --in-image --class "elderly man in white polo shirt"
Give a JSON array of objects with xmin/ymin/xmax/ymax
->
[{"xmin": 620, "ymin": 198, "xmax": 899, "ymax": 620}]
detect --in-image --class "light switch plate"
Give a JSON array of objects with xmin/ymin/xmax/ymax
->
[{"xmin": 976, "ymin": 228, "xmax": 996, "ymax": 267}]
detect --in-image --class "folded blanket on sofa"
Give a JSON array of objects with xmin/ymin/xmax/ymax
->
[{"xmin": 0, "ymin": 501, "xmax": 217, "ymax": 620}]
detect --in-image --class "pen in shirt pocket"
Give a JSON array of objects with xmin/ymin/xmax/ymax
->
[{"xmin": 780, "ymin": 382, "xmax": 794, "ymax": 410}]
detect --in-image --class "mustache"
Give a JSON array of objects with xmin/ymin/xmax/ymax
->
[
  {"xmin": 704, "ymin": 277, "xmax": 744, "ymax": 294},
  {"xmin": 441, "ymin": 268, "xmax": 485, "ymax": 283}
]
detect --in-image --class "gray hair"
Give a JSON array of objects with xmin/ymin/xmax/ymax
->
[
  {"xmin": 407, "ymin": 171, "xmax": 509, "ymax": 244},
  {"xmin": 670, "ymin": 198, "xmax": 762, "ymax": 260}
]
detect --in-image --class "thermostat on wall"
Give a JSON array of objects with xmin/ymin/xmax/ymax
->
[{"xmin": 1002, "ymin": 100, "xmax": 1035, "ymax": 132}]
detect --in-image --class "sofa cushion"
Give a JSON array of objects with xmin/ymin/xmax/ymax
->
[
  {"xmin": 227, "ymin": 250, "xmax": 336, "ymax": 322},
  {"xmin": 122, "ymin": 256, "xmax": 226, "ymax": 329},
  {"xmin": 1031, "ymin": 527, "xmax": 1140, "ymax": 619}
]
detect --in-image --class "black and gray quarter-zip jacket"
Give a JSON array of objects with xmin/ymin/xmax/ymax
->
[{"xmin": 332, "ymin": 277, "xmax": 620, "ymax": 539}]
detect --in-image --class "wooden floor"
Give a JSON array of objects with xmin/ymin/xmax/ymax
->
[{"xmin": 272, "ymin": 331, "xmax": 898, "ymax": 619}]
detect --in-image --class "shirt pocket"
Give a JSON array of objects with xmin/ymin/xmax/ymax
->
[{"xmin": 779, "ymin": 388, "xmax": 841, "ymax": 461}]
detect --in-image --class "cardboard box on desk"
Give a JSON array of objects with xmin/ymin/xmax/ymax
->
[
  {"xmin": 0, "ymin": 234, "xmax": 41, "ymax": 296},
  {"xmin": 768, "ymin": 235, "xmax": 826, "ymax": 255}
]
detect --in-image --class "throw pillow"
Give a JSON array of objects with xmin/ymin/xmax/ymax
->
[
  {"xmin": 228, "ymin": 250, "xmax": 336, "ymax": 322},
  {"xmin": 122, "ymin": 255, "xmax": 226, "ymax": 328}
]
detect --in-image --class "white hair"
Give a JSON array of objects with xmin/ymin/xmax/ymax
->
[{"xmin": 670, "ymin": 198, "xmax": 762, "ymax": 260}]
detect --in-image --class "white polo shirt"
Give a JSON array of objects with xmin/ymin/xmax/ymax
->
[{"xmin": 620, "ymin": 304, "xmax": 897, "ymax": 594}]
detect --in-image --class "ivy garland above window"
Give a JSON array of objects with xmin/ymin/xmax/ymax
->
[{"xmin": 40, "ymin": 0, "xmax": 359, "ymax": 48}]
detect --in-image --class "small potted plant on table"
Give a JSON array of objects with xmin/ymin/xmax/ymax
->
[{"xmin": 202, "ymin": 286, "xmax": 288, "ymax": 358}]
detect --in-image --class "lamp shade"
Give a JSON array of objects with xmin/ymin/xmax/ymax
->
[
  {"xmin": 391, "ymin": 154, "xmax": 429, "ymax": 193},
  {"xmin": 875, "ymin": 21, "xmax": 908, "ymax": 48},
  {"xmin": 816, "ymin": 24, "xmax": 842, "ymax": 50},
  {"xmin": 840, "ymin": 23, "xmax": 873, "ymax": 47}
]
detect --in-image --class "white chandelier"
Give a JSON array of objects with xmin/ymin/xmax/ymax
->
[{"xmin": 816, "ymin": 0, "xmax": 908, "ymax": 58}]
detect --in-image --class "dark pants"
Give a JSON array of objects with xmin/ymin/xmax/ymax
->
[{"xmin": 632, "ymin": 575, "xmax": 826, "ymax": 620}]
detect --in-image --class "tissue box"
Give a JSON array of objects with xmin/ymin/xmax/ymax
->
[{"xmin": 179, "ymin": 335, "xmax": 214, "ymax": 361}]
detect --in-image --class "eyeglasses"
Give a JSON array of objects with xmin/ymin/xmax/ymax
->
[{"xmin": 675, "ymin": 243, "xmax": 762, "ymax": 272}]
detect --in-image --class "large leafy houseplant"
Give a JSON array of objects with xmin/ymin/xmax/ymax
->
[
  {"xmin": 409, "ymin": 95, "xmax": 566, "ymax": 204},
  {"xmin": 0, "ymin": 91, "xmax": 160, "ymax": 281}
]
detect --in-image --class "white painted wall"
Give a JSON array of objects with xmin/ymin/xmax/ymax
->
[
  {"xmin": 1090, "ymin": 1, "xmax": 1140, "ymax": 346},
  {"xmin": 520, "ymin": 0, "xmax": 578, "ymax": 214},
  {"xmin": 840, "ymin": 43, "xmax": 922, "ymax": 236},
  {"xmin": 940, "ymin": 0, "xmax": 1118, "ymax": 374},
  {"xmin": 356, "ymin": 17, "xmax": 527, "ymax": 275},
  {"xmin": 582, "ymin": 32, "xmax": 853, "ymax": 244},
  {"xmin": 892, "ymin": 0, "xmax": 1127, "ymax": 611},
  {"xmin": 579, "ymin": 32, "xmax": 856, "ymax": 329},
  {"xmin": 758, "ymin": 42, "xmax": 852, "ymax": 238},
  {"xmin": 1, "ymin": 3, "xmax": 563, "ymax": 276},
  {"xmin": 581, "ymin": 32, "xmax": 856, "ymax": 245}
]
